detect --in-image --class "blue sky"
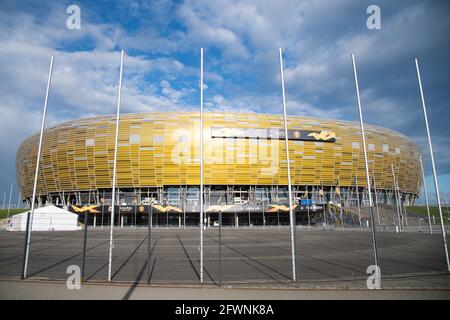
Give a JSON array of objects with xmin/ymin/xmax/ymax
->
[{"xmin": 0, "ymin": 0, "xmax": 449, "ymax": 205}]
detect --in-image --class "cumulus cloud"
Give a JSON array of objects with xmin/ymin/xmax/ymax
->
[{"xmin": 0, "ymin": 0, "xmax": 449, "ymax": 197}]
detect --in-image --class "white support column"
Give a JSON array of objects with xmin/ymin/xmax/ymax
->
[
  {"xmin": 17, "ymin": 191, "xmax": 21, "ymax": 209},
  {"xmin": 355, "ymin": 176, "xmax": 362, "ymax": 229},
  {"xmin": 391, "ymin": 164, "xmax": 402, "ymax": 231},
  {"xmin": 6, "ymin": 183, "xmax": 13, "ymax": 219},
  {"xmin": 372, "ymin": 167, "xmax": 381, "ymax": 225}
]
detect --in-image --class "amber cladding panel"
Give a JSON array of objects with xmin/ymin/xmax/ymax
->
[{"xmin": 16, "ymin": 112, "xmax": 422, "ymax": 198}]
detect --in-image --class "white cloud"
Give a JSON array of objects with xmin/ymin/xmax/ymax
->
[
  {"xmin": 0, "ymin": 0, "xmax": 449, "ymax": 195},
  {"xmin": 0, "ymin": 4, "xmax": 203, "ymax": 194},
  {"xmin": 177, "ymin": 0, "xmax": 250, "ymax": 58}
]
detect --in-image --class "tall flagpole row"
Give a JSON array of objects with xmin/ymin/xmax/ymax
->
[
  {"xmin": 22, "ymin": 55, "xmax": 54, "ymax": 279},
  {"xmin": 415, "ymin": 58, "xmax": 450, "ymax": 271},
  {"xmin": 108, "ymin": 50, "xmax": 125, "ymax": 282},
  {"xmin": 279, "ymin": 48, "xmax": 298, "ymax": 282},
  {"xmin": 199, "ymin": 48, "xmax": 204, "ymax": 283},
  {"xmin": 351, "ymin": 54, "xmax": 380, "ymax": 286},
  {"xmin": 14, "ymin": 49, "xmax": 448, "ymax": 287}
]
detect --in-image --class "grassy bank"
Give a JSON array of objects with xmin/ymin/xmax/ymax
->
[
  {"xmin": 406, "ymin": 206, "xmax": 450, "ymax": 224},
  {"xmin": 0, "ymin": 209, "xmax": 27, "ymax": 220}
]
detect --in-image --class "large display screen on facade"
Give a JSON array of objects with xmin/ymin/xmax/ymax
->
[{"xmin": 211, "ymin": 127, "xmax": 336, "ymax": 142}]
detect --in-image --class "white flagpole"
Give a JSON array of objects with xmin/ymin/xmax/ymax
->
[
  {"xmin": 6, "ymin": 183, "xmax": 13, "ymax": 219},
  {"xmin": 351, "ymin": 54, "xmax": 380, "ymax": 286},
  {"xmin": 199, "ymin": 48, "xmax": 204, "ymax": 283},
  {"xmin": 108, "ymin": 50, "xmax": 125, "ymax": 282},
  {"xmin": 419, "ymin": 156, "xmax": 432, "ymax": 234},
  {"xmin": 22, "ymin": 55, "xmax": 54, "ymax": 279},
  {"xmin": 279, "ymin": 48, "xmax": 298, "ymax": 282},
  {"xmin": 415, "ymin": 58, "xmax": 450, "ymax": 271}
]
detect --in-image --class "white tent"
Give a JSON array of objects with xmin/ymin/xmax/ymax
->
[{"xmin": 8, "ymin": 205, "xmax": 80, "ymax": 231}]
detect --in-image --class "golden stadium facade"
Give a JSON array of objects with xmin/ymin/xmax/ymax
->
[{"xmin": 16, "ymin": 112, "xmax": 422, "ymax": 226}]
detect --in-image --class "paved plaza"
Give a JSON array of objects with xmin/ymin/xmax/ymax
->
[{"xmin": 0, "ymin": 228, "xmax": 449, "ymax": 287}]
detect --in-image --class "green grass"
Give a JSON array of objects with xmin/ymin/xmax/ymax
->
[
  {"xmin": 406, "ymin": 206, "xmax": 450, "ymax": 224},
  {"xmin": 0, "ymin": 209, "xmax": 27, "ymax": 220}
]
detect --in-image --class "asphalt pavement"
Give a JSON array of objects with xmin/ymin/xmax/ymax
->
[{"xmin": 0, "ymin": 227, "xmax": 449, "ymax": 299}]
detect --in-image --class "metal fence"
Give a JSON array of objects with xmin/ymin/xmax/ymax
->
[{"xmin": 1, "ymin": 205, "xmax": 449, "ymax": 288}]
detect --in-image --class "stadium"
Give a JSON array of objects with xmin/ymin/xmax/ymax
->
[{"xmin": 15, "ymin": 112, "xmax": 422, "ymax": 227}]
